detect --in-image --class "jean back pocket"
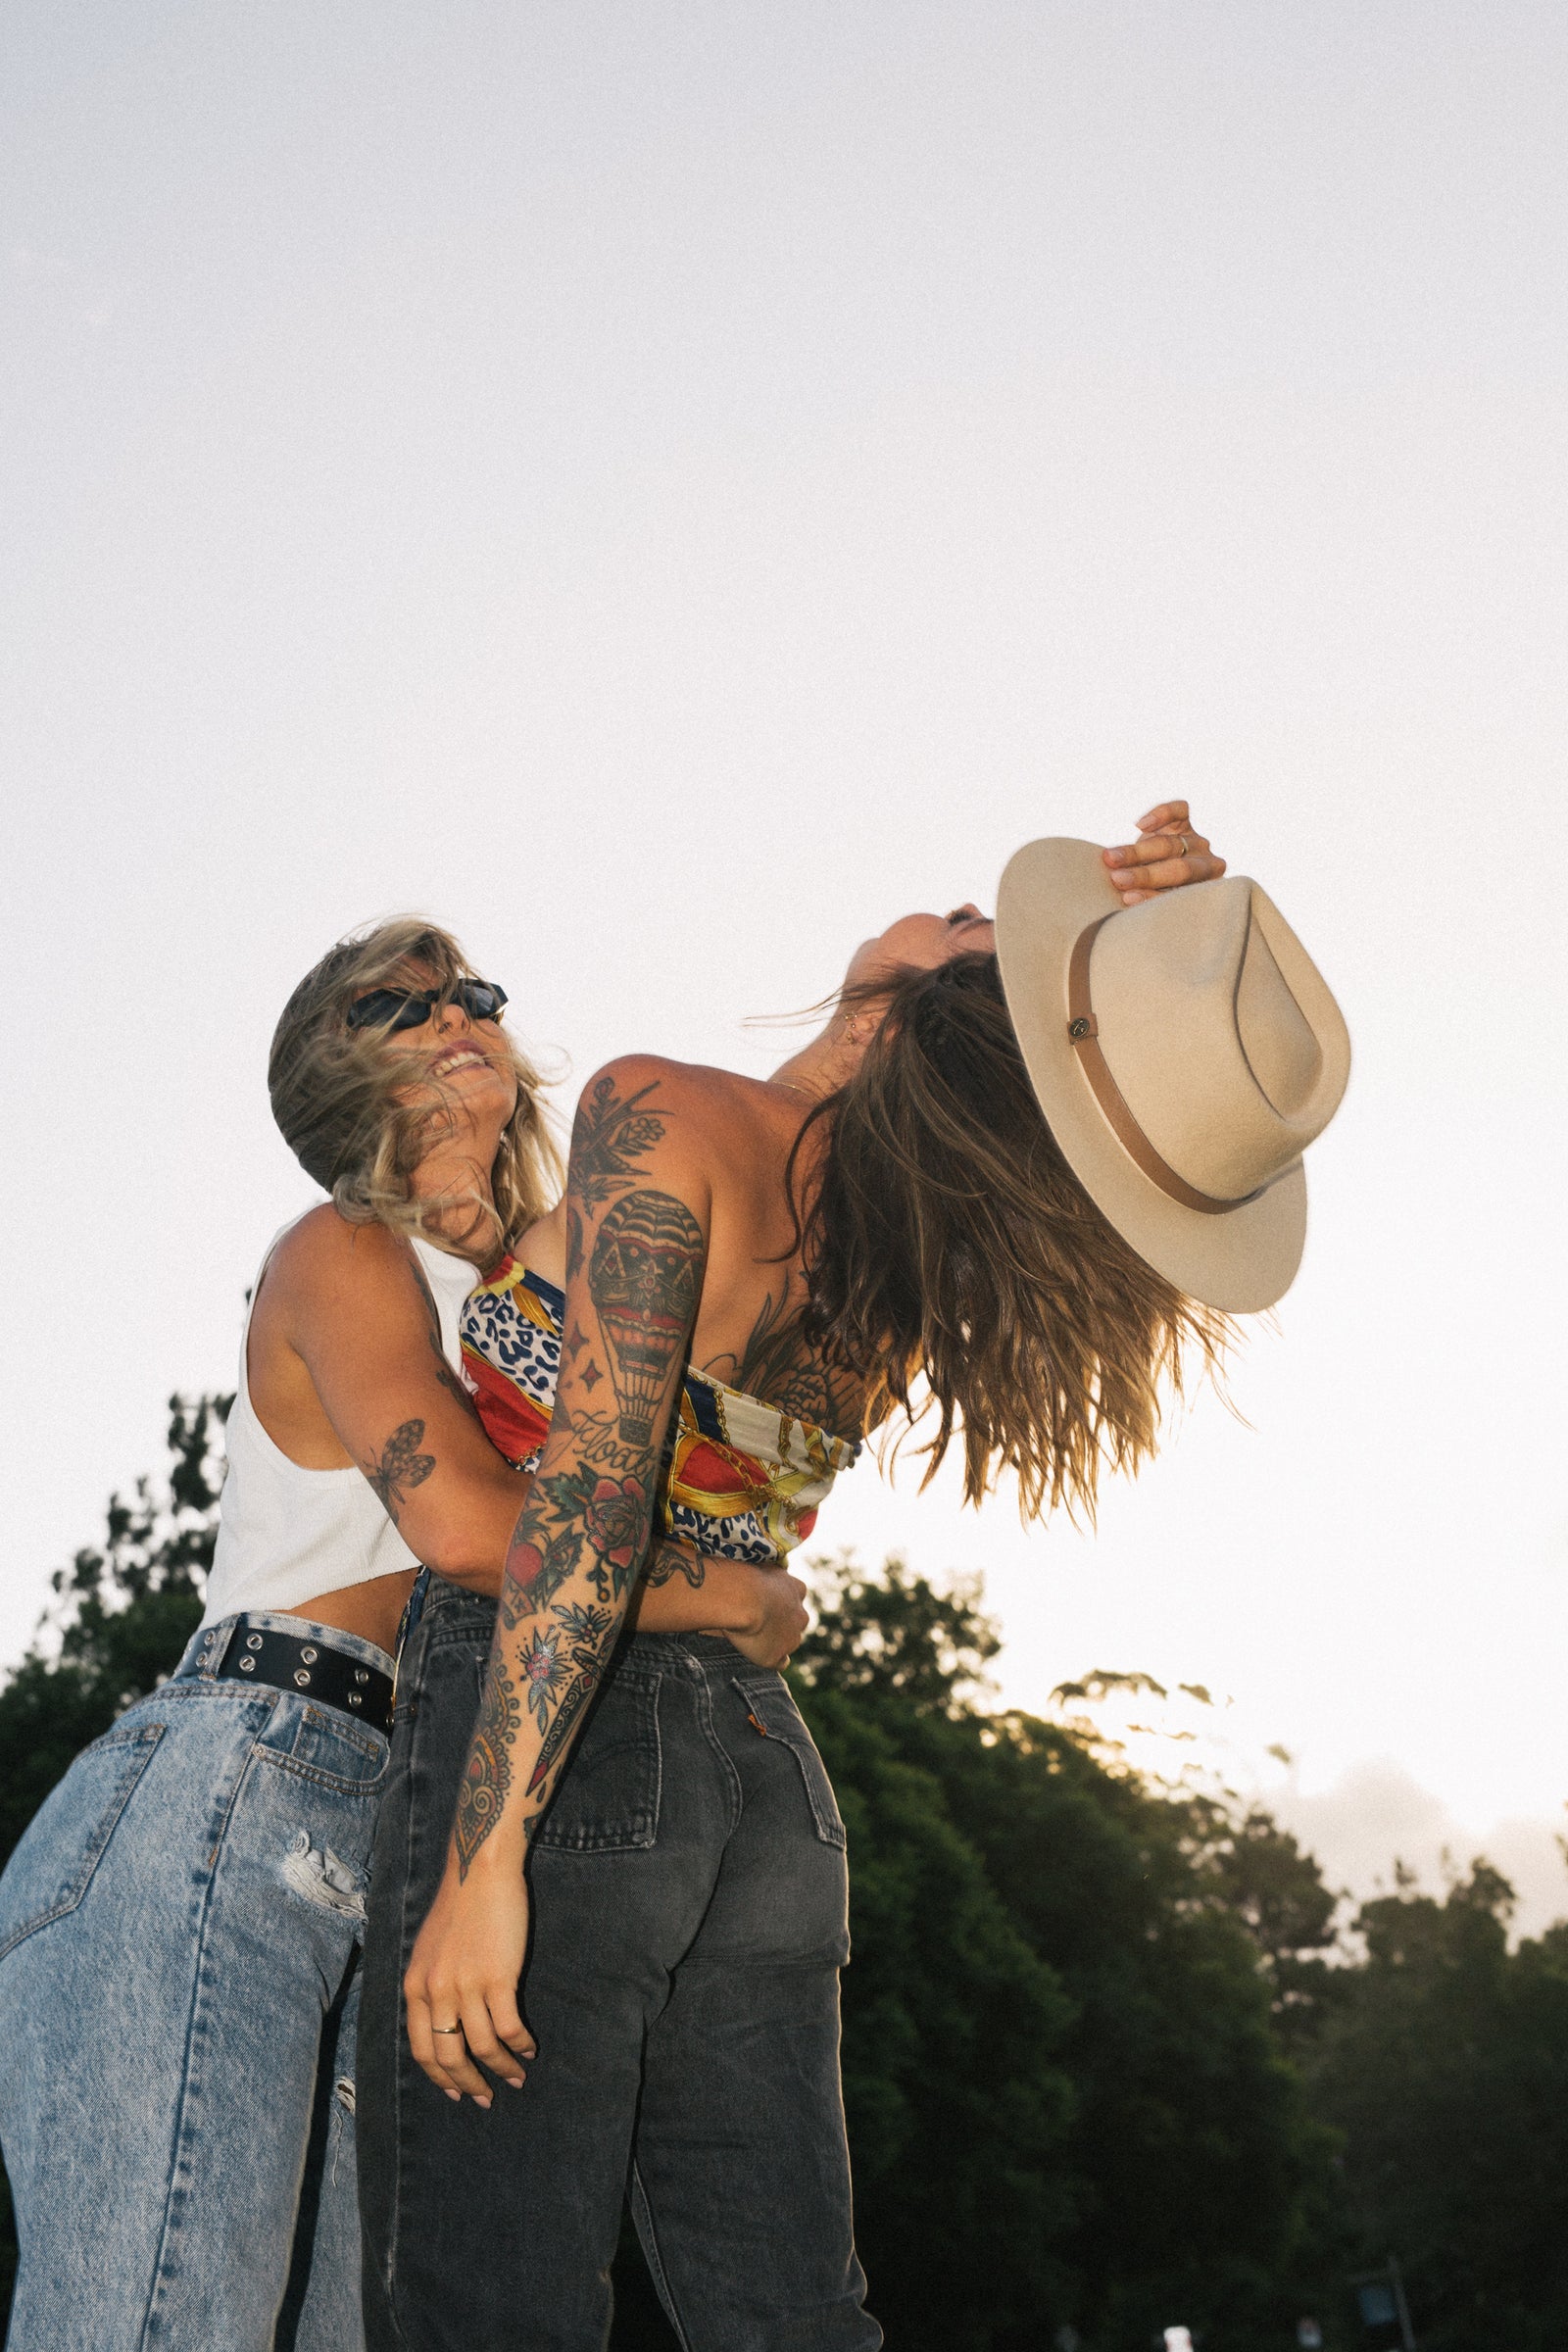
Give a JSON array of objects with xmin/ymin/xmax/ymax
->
[
  {"xmin": 0, "ymin": 1723, "xmax": 166, "ymax": 1961},
  {"xmin": 533, "ymin": 1672, "xmax": 662, "ymax": 1854},
  {"xmin": 731, "ymin": 1677, "xmax": 846, "ymax": 1848}
]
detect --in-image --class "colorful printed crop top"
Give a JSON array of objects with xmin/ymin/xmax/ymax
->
[{"xmin": 460, "ymin": 1258, "xmax": 859, "ymax": 1566}]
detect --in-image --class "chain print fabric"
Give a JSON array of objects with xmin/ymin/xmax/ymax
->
[{"xmin": 459, "ymin": 1258, "xmax": 858, "ymax": 1561}]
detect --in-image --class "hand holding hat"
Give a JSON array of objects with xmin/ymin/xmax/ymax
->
[
  {"xmin": 1102, "ymin": 799, "xmax": 1228, "ymax": 905},
  {"xmin": 996, "ymin": 837, "xmax": 1350, "ymax": 1312}
]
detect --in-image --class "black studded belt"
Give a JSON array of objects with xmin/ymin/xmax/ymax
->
[{"xmin": 212, "ymin": 1621, "xmax": 395, "ymax": 1738}]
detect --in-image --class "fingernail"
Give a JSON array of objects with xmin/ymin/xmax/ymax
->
[
  {"xmin": 1103, "ymin": 847, "xmax": 1125, "ymax": 866},
  {"xmin": 445, "ymin": 2088, "xmax": 461, "ymax": 2102},
  {"xmin": 508, "ymin": 2074, "xmax": 526, "ymax": 2088},
  {"xmin": 473, "ymin": 2094, "xmax": 492, "ymax": 2110}
]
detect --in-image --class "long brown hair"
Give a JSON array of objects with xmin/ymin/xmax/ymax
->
[
  {"xmin": 268, "ymin": 917, "xmax": 560, "ymax": 1263},
  {"xmin": 793, "ymin": 951, "xmax": 1230, "ymax": 1519}
]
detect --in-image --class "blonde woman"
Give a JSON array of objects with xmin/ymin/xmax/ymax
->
[{"xmin": 0, "ymin": 920, "xmax": 804, "ymax": 2352}]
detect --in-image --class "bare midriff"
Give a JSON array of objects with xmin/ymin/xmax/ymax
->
[{"xmin": 298, "ymin": 1567, "xmax": 426, "ymax": 1659}]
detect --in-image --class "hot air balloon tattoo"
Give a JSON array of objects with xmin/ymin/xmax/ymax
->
[{"xmin": 588, "ymin": 1188, "xmax": 705, "ymax": 1446}]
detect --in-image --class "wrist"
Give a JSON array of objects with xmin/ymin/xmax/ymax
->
[
  {"xmin": 705, "ymin": 1562, "xmax": 774, "ymax": 1636},
  {"xmin": 449, "ymin": 1816, "xmax": 528, "ymax": 1884}
]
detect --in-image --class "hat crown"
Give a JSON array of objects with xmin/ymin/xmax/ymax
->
[
  {"xmin": 1087, "ymin": 876, "xmax": 1348, "ymax": 1202},
  {"xmin": 1237, "ymin": 921, "xmax": 1321, "ymax": 1115}
]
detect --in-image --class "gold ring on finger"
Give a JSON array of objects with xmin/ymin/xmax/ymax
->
[
  {"xmin": 1175, "ymin": 833, "xmax": 1191, "ymax": 858},
  {"xmin": 432, "ymin": 2023, "xmax": 465, "ymax": 2035}
]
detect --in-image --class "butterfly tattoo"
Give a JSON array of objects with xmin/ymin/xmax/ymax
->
[{"xmin": 364, "ymin": 1419, "xmax": 436, "ymax": 1525}]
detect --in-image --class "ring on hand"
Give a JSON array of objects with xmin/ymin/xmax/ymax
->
[
  {"xmin": 1174, "ymin": 833, "xmax": 1191, "ymax": 858},
  {"xmin": 432, "ymin": 2023, "xmax": 465, "ymax": 2036}
]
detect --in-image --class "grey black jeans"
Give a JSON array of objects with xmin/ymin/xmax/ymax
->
[{"xmin": 357, "ymin": 1579, "xmax": 881, "ymax": 2351}]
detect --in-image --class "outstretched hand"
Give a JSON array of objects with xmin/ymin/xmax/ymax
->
[{"xmin": 1102, "ymin": 802, "xmax": 1226, "ymax": 906}]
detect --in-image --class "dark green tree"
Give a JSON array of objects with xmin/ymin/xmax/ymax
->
[
  {"xmin": 790, "ymin": 1550, "xmax": 1002, "ymax": 1714},
  {"xmin": 787, "ymin": 1558, "xmax": 1341, "ymax": 2351},
  {"xmin": 0, "ymin": 1394, "xmax": 229, "ymax": 1875},
  {"xmin": 798, "ymin": 1685, "xmax": 1081, "ymax": 2348},
  {"xmin": 1309, "ymin": 1863, "xmax": 1568, "ymax": 2349}
]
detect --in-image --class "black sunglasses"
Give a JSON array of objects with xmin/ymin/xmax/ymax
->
[{"xmin": 346, "ymin": 979, "xmax": 510, "ymax": 1035}]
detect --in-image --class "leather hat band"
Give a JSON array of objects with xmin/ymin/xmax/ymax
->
[{"xmin": 1066, "ymin": 915, "xmax": 1260, "ymax": 1217}]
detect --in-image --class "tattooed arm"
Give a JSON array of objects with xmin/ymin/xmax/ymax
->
[
  {"xmin": 255, "ymin": 1199, "xmax": 788, "ymax": 1645},
  {"xmin": 251, "ymin": 1206, "xmax": 532, "ymax": 1594},
  {"xmin": 627, "ymin": 1542, "xmax": 810, "ymax": 1666},
  {"xmin": 403, "ymin": 1058, "xmax": 718, "ymax": 2101}
]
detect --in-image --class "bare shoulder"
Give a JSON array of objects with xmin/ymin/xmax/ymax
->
[
  {"xmin": 570, "ymin": 1054, "xmax": 759, "ymax": 1181},
  {"xmin": 263, "ymin": 1204, "xmax": 416, "ymax": 1317},
  {"xmin": 575, "ymin": 1054, "xmax": 775, "ymax": 1142}
]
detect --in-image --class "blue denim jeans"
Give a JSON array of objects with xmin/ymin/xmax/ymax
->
[
  {"xmin": 0, "ymin": 1612, "xmax": 391, "ymax": 2351},
  {"xmin": 358, "ymin": 1581, "xmax": 880, "ymax": 2351}
]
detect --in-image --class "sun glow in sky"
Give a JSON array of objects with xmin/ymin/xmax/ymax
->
[{"xmin": 5, "ymin": 3, "xmax": 1565, "ymax": 1917}]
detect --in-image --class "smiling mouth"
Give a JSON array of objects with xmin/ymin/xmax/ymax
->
[{"xmin": 429, "ymin": 1047, "xmax": 490, "ymax": 1079}]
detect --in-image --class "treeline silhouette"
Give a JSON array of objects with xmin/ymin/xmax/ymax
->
[{"xmin": 3, "ymin": 1401, "xmax": 1567, "ymax": 2348}]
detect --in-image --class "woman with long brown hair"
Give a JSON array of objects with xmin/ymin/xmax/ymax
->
[
  {"xmin": 363, "ymin": 804, "xmax": 1348, "ymax": 2348},
  {"xmin": 0, "ymin": 918, "xmax": 803, "ymax": 2352}
]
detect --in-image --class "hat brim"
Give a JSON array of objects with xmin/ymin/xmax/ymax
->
[{"xmin": 995, "ymin": 838, "xmax": 1306, "ymax": 1312}]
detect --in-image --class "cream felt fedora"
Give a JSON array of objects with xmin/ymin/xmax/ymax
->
[{"xmin": 994, "ymin": 839, "xmax": 1350, "ymax": 1311}]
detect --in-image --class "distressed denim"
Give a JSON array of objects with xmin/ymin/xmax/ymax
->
[
  {"xmin": 358, "ymin": 1581, "xmax": 880, "ymax": 2351},
  {"xmin": 0, "ymin": 1612, "xmax": 390, "ymax": 2351}
]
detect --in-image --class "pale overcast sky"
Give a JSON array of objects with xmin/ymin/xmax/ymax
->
[{"xmin": 5, "ymin": 3, "xmax": 1565, "ymax": 1918}]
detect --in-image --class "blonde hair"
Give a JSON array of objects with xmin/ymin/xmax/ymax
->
[{"xmin": 268, "ymin": 917, "xmax": 561, "ymax": 1262}]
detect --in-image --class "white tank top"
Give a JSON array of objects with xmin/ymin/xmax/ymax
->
[{"xmin": 201, "ymin": 1220, "xmax": 478, "ymax": 1628}]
